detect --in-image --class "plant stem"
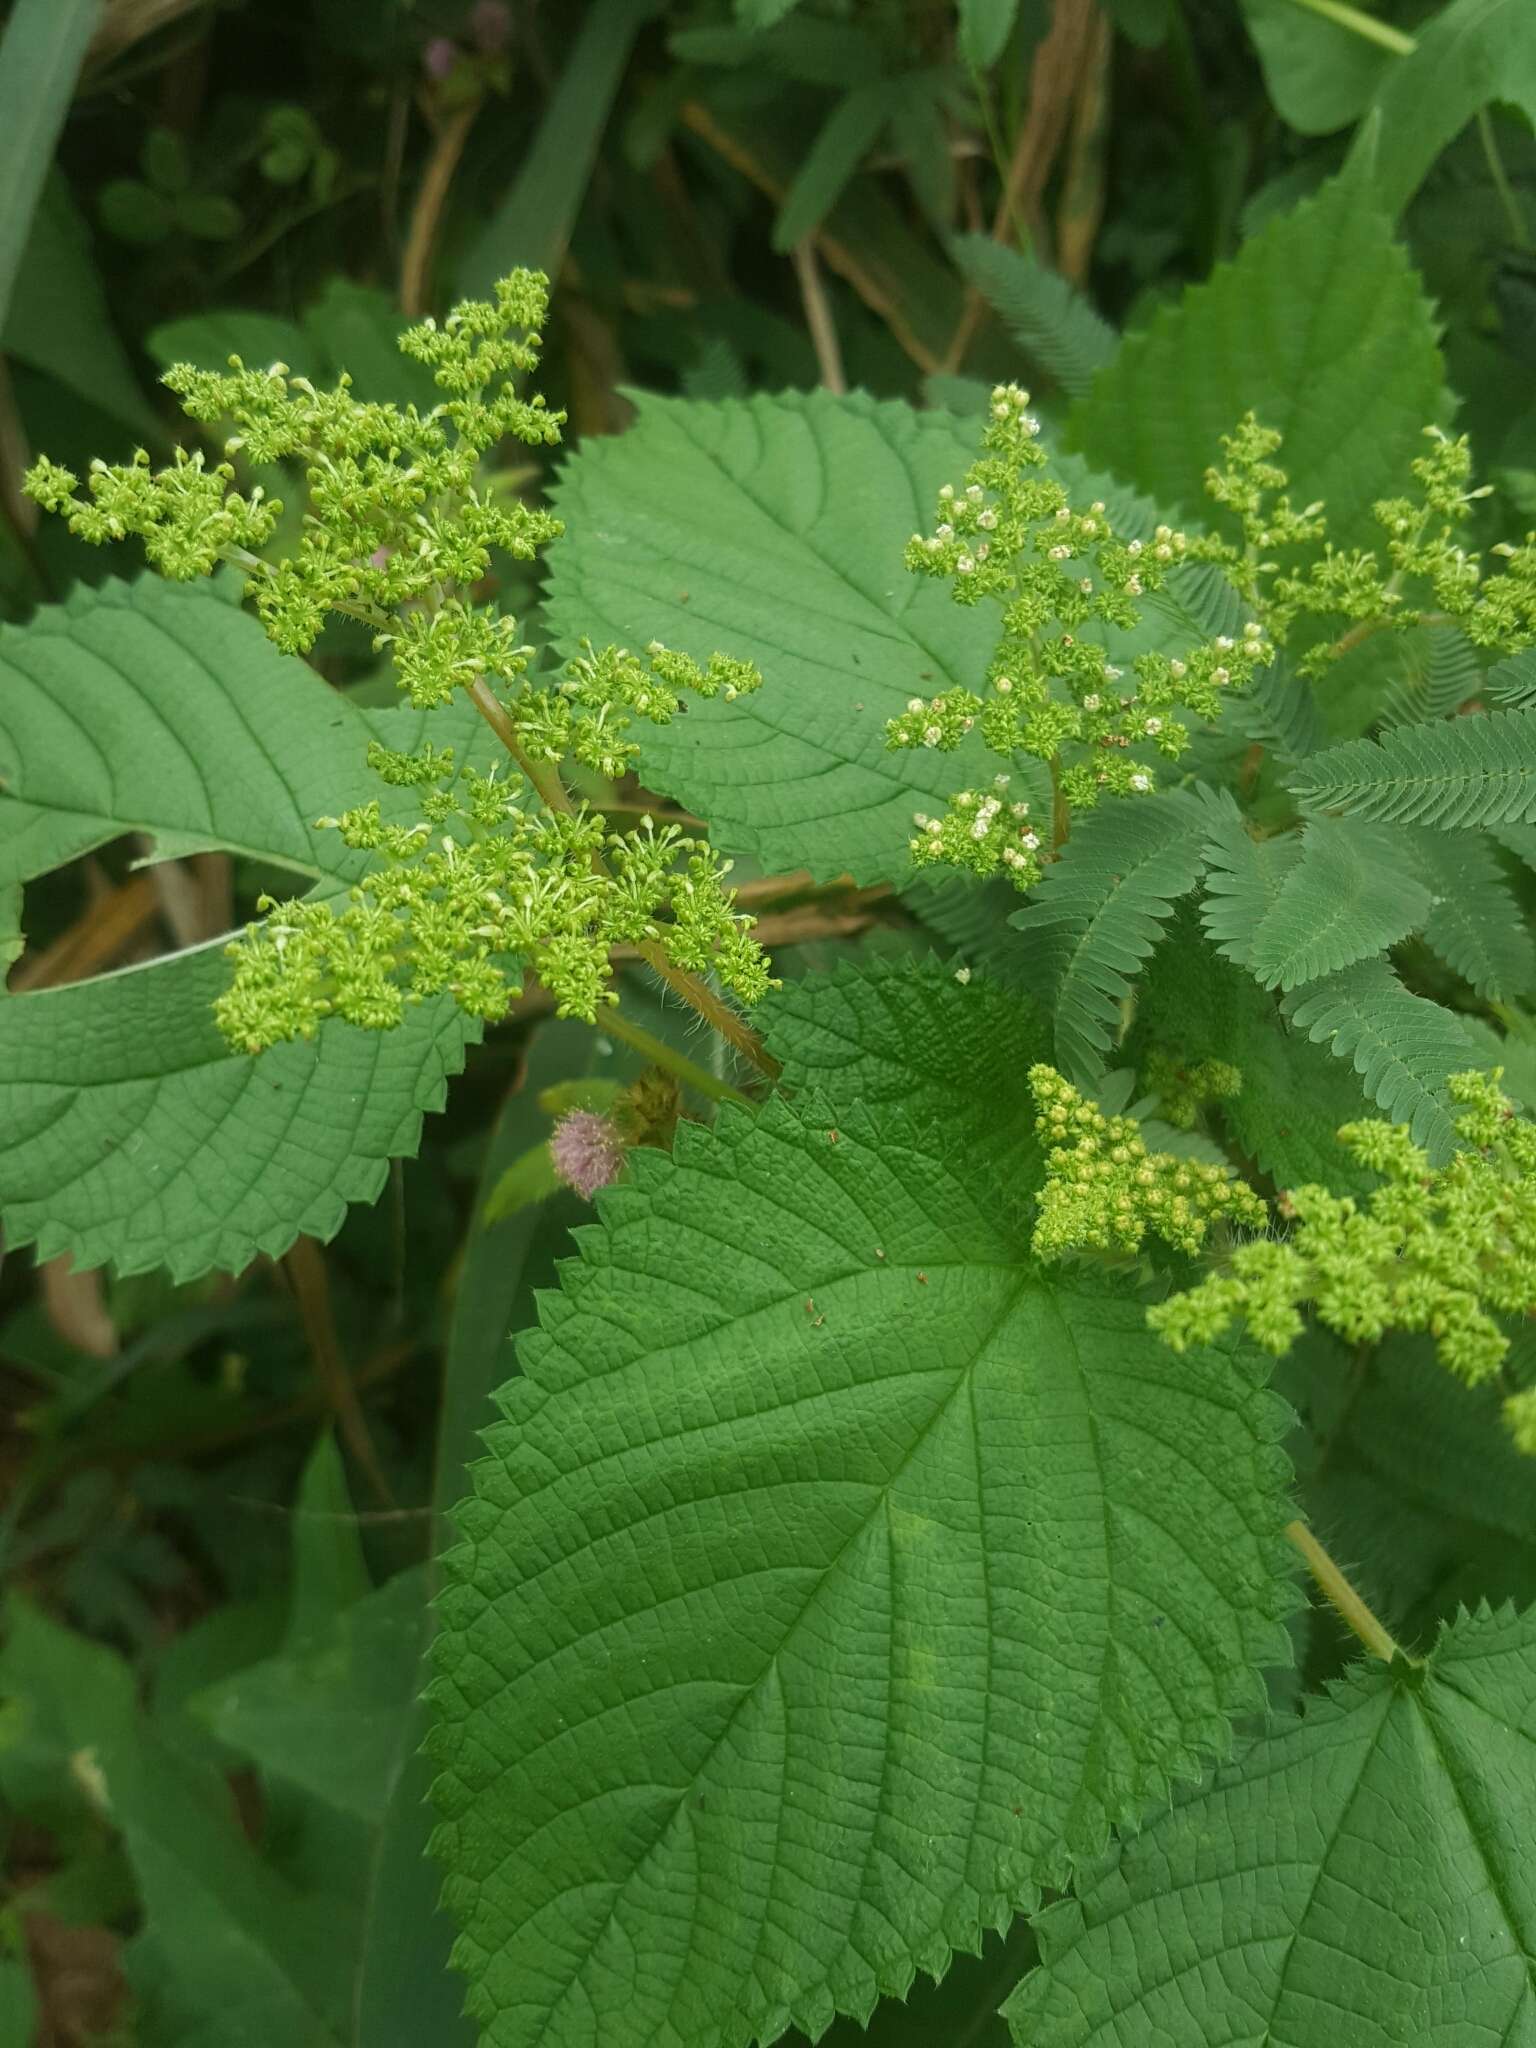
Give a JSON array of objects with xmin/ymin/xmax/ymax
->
[
  {"xmin": 1285, "ymin": 1518, "xmax": 1404, "ymax": 1663},
  {"xmin": 1286, "ymin": 0, "xmax": 1414, "ymax": 56},
  {"xmin": 1478, "ymin": 107, "xmax": 1531, "ymax": 252},
  {"xmin": 601, "ymin": 1006, "xmax": 755, "ymax": 1107},
  {"xmin": 463, "ymin": 677, "xmax": 782, "ymax": 1079}
]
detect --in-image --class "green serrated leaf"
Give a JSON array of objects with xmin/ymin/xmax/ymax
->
[
  {"xmin": 763, "ymin": 955, "xmax": 1047, "ymax": 1193},
  {"xmin": 1009, "ymin": 789, "xmax": 1219, "ymax": 1085},
  {"xmin": 544, "ymin": 391, "xmax": 998, "ymax": 883},
  {"xmin": 950, "ymin": 234, "xmax": 1117, "ymax": 401},
  {"xmin": 429, "ymin": 1091, "xmax": 1295, "ymax": 2048},
  {"xmin": 1067, "ymin": 166, "xmax": 1444, "ymax": 552},
  {"xmin": 1006, "ymin": 1600, "xmax": 1536, "ymax": 2048},
  {"xmin": 1293, "ymin": 705, "xmax": 1536, "ymax": 828},
  {"xmin": 0, "ymin": 574, "xmax": 485, "ymax": 1280},
  {"xmin": 1242, "ymin": 815, "xmax": 1432, "ymax": 992},
  {"xmin": 1281, "ymin": 956, "xmax": 1478, "ymax": 1161}
]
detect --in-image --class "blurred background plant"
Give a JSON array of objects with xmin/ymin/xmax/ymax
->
[{"xmin": 2, "ymin": 0, "xmax": 1534, "ymax": 2040}]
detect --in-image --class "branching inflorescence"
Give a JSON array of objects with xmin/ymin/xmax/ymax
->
[
  {"xmin": 1148, "ymin": 1069, "xmax": 1536, "ymax": 1450},
  {"xmin": 889, "ymin": 382, "xmax": 1277, "ymax": 888},
  {"xmin": 25, "ymin": 270, "xmax": 775, "ymax": 1054}
]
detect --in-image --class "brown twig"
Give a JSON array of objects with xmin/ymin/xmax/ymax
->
[
  {"xmin": 279, "ymin": 1237, "xmax": 396, "ymax": 1507},
  {"xmin": 992, "ymin": 0, "xmax": 1100, "ymax": 248},
  {"xmin": 791, "ymin": 238, "xmax": 847, "ymax": 394},
  {"xmin": 400, "ymin": 94, "xmax": 482, "ymax": 316},
  {"xmin": 680, "ymin": 101, "xmax": 943, "ymax": 376},
  {"xmin": 1055, "ymin": 6, "xmax": 1112, "ymax": 287},
  {"xmin": 9, "ymin": 873, "xmax": 161, "ymax": 993}
]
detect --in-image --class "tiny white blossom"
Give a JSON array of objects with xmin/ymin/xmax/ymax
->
[
  {"xmin": 957, "ymin": 554, "xmax": 976, "ymax": 575},
  {"xmin": 923, "ymin": 724, "xmax": 943, "ymax": 746},
  {"xmin": 1083, "ymin": 693, "xmax": 1101, "ymax": 711},
  {"xmin": 1145, "ymin": 717, "xmax": 1162, "ymax": 735},
  {"xmin": 908, "ymin": 697, "xmax": 925, "ymax": 712},
  {"xmin": 955, "ymin": 965, "xmax": 972, "ymax": 984},
  {"xmin": 1212, "ymin": 665, "xmax": 1230, "ymax": 685},
  {"xmin": 1130, "ymin": 772, "xmax": 1152, "ymax": 793},
  {"xmin": 1169, "ymin": 658, "xmax": 1187, "ymax": 679}
]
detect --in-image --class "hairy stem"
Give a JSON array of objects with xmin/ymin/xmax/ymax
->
[
  {"xmin": 1285, "ymin": 1518, "xmax": 1404, "ymax": 1663},
  {"xmin": 464, "ymin": 677, "xmax": 781, "ymax": 1079},
  {"xmin": 601, "ymin": 1006, "xmax": 755, "ymax": 1108}
]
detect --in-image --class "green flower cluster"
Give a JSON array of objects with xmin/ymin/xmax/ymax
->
[
  {"xmin": 1143, "ymin": 1051, "xmax": 1243, "ymax": 1131},
  {"xmin": 1029, "ymin": 1065, "xmax": 1266, "ymax": 1259},
  {"xmin": 890, "ymin": 382, "xmax": 1277, "ymax": 887},
  {"xmin": 1198, "ymin": 413, "xmax": 1536, "ymax": 677},
  {"xmin": 1149, "ymin": 1071, "xmax": 1536, "ymax": 1452},
  {"xmin": 25, "ymin": 269, "xmax": 776, "ymax": 1044}
]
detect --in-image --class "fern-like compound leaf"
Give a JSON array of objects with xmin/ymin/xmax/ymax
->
[
  {"xmin": 1292, "ymin": 706, "xmax": 1536, "ymax": 829},
  {"xmin": 1282, "ymin": 957, "xmax": 1479, "ymax": 1161},
  {"xmin": 1197, "ymin": 802, "xmax": 1302, "ymax": 972},
  {"xmin": 950, "ymin": 234, "xmax": 1116, "ymax": 401},
  {"xmin": 1008, "ymin": 789, "xmax": 1219, "ymax": 1086},
  {"xmin": 1241, "ymin": 816, "xmax": 1432, "ymax": 992},
  {"xmin": 1006, "ymin": 1601, "xmax": 1536, "ymax": 2048},
  {"xmin": 428, "ymin": 1084, "xmax": 1296, "ymax": 2048},
  {"xmin": 1398, "ymin": 824, "xmax": 1536, "ymax": 1001},
  {"xmin": 1485, "ymin": 645, "xmax": 1536, "ymax": 713},
  {"xmin": 0, "ymin": 575, "xmax": 483, "ymax": 1278}
]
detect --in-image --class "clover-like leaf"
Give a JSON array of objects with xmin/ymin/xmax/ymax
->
[
  {"xmin": 0, "ymin": 573, "xmax": 487, "ymax": 1279},
  {"xmin": 1007, "ymin": 1600, "xmax": 1536, "ymax": 2048},
  {"xmin": 429, "ymin": 1076, "xmax": 1296, "ymax": 2048}
]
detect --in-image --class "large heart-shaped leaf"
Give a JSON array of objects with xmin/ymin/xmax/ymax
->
[{"xmin": 429, "ymin": 1033, "xmax": 1296, "ymax": 2047}]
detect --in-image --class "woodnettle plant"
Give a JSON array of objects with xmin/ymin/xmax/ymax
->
[{"xmin": 10, "ymin": 161, "xmax": 1536, "ymax": 2048}]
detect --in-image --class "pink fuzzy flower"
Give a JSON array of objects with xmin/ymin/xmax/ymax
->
[
  {"xmin": 549, "ymin": 1110, "xmax": 626, "ymax": 1200},
  {"xmin": 423, "ymin": 36, "xmax": 460, "ymax": 80}
]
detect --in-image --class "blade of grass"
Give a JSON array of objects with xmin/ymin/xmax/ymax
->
[
  {"xmin": 456, "ymin": 0, "xmax": 657, "ymax": 294},
  {"xmin": 348, "ymin": 1020, "xmax": 594, "ymax": 2045},
  {"xmin": 0, "ymin": 0, "xmax": 101, "ymax": 335}
]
